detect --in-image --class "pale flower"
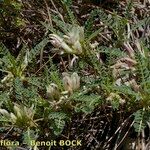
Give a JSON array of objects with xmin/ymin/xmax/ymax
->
[
  {"xmin": 106, "ymin": 93, "xmax": 125, "ymax": 105},
  {"xmin": 10, "ymin": 113, "xmax": 17, "ymax": 123},
  {"xmin": 50, "ymin": 26, "xmax": 84, "ymax": 55},
  {"xmin": 14, "ymin": 105, "xmax": 22, "ymax": 118},
  {"xmin": 0, "ymin": 109, "xmax": 10, "ymax": 118},
  {"xmin": 72, "ymin": 40, "xmax": 82, "ymax": 54},
  {"xmin": 1, "ymin": 72, "xmax": 14, "ymax": 83},
  {"xmin": 46, "ymin": 83, "xmax": 60, "ymax": 100},
  {"xmin": 62, "ymin": 72, "xmax": 73, "ymax": 94},
  {"xmin": 62, "ymin": 72, "xmax": 80, "ymax": 94},
  {"xmin": 64, "ymin": 26, "xmax": 84, "ymax": 44},
  {"xmin": 50, "ymin": 34, "xmax": 73, "ymax": 53},
  {"xmin": 71, "ymin": 72, "xmax": 80, "ymax": 90}
]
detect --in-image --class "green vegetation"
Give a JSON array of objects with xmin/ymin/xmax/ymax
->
[{"xmin": 0, "ymin": 0, "xmax": 150, "ymax": 149}]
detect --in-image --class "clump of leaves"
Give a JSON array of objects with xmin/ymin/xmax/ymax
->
[
  {"xmin": 0, "ymin": 0, "xmax": 150, "ymax": 149},
  {"xmin": 0, "ymin": 104, "xmax": 37, "ymax": 128}
]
